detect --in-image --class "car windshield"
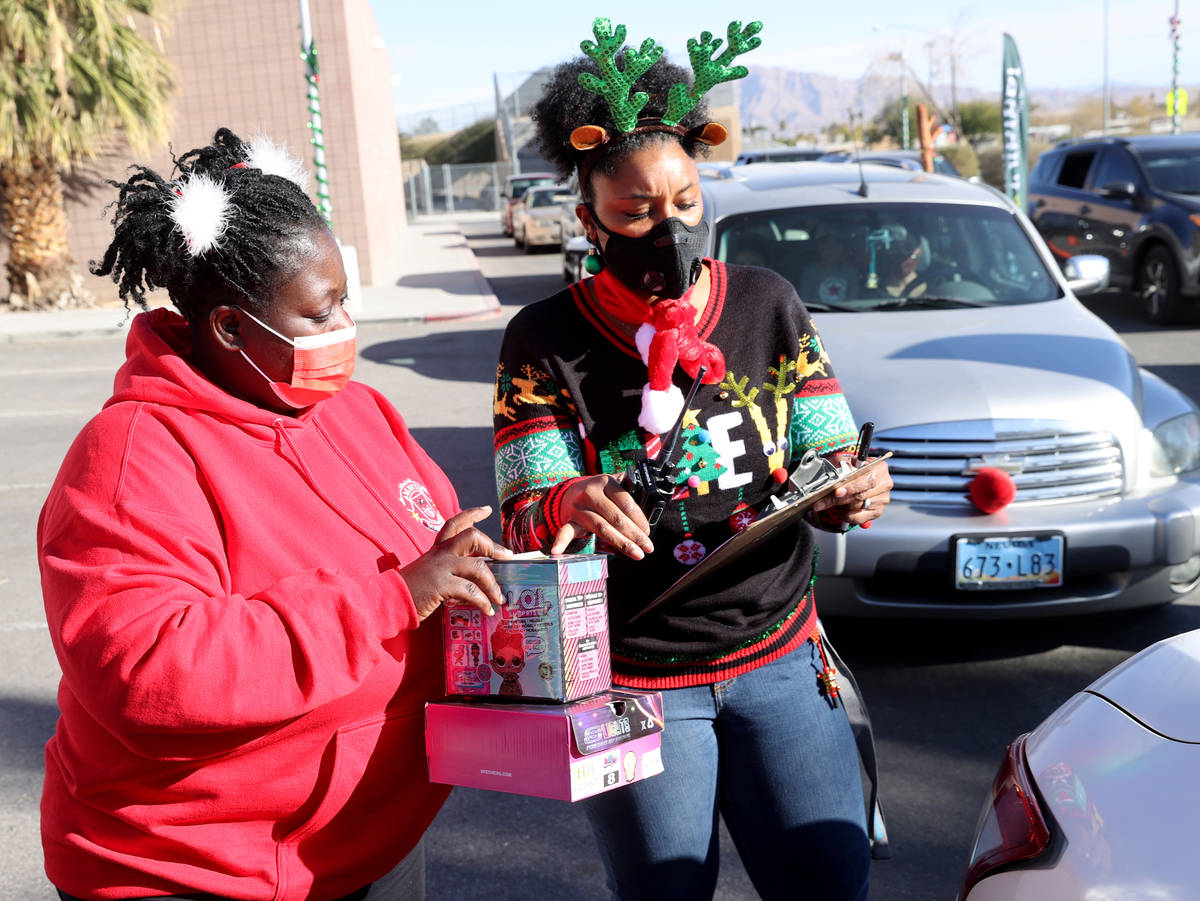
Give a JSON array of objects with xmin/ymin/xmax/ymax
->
[
  {"xmin": 510, "ymin": 178, "xmax": 552, "ymax": 199},
  {"xmin": 715, "ymin": 202, "xmax": 1063, "ymax": 311},
  {"xmin": 1136, "ymin": 147, "xmax": 1200, "ymax": 194},
  {"xmin": 529, "ymin": 190, "xmax": 559, "ymax": 208}
]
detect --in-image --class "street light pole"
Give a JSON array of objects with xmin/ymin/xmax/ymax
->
[
  {"xmin": 1171, "ymin": 1, "xmax": 1182, "ymax": 135},
  {"xmin": 1102, "ymin": 0, "xmax": 1110, "ymax": 134}
]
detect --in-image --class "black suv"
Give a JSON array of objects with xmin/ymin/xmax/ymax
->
[{"xmin": 1028, "ymin": 134, "xmax": 1200, "ymax": 323}]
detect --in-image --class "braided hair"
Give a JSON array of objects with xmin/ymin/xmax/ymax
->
[
  {"xmin": 532, "ymin": 56, "xmax": 710, "ymax": 199},
  {"xmin": 91, "ymin": 128, "xmax": 329, "ymax": 324}
]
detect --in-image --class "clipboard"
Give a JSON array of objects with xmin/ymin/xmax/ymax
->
[{"xmin": 629, "ymin": 453, "xmax": 892, "ymax": 621}]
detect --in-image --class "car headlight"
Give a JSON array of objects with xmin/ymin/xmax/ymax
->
[{"xmin": 1149, "ymin": 411, "xmax": 1200, "ymax": 476}]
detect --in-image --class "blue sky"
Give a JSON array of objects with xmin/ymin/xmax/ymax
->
[{"xmin": 377, "ymin": 0, "xmax": 1186, "ymax": 119}]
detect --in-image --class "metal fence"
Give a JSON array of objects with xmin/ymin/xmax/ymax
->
[{"xmin": 405, "ymin": 161, "xmax": 516, "ymax": 217}]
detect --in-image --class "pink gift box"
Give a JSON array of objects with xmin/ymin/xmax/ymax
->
[
  {"xmin": 425, "ymin": 689, "xmax": 665, "ymax": 801},
  {"xmin": 443, "ymin": 554, "xmax": 611, "ymax": 702}
]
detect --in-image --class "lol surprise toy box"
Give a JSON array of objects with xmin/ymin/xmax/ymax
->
[
  {"xmin": 442, "ymin": 553, "xmax": 610, "ymax": 703},
  {"xmin": 425, "ymin": 688, "xmax": 664, "ymax": 801}
]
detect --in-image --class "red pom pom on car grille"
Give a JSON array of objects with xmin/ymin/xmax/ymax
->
[{"xmin": 969, "ymin": 467, "xmax": 1016, "ymax": 513}]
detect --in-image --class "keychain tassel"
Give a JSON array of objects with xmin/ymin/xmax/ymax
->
[{"xmin": 815, "ymin": 634, "xmax": 841, "ymax": 708}]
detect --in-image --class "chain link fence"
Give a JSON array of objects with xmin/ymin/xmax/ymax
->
[{"xmin": 405, "ymin": 161, "xmax": 517, "ymax": 217}]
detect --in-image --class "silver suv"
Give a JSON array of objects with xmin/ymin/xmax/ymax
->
[{"xmin": 701, "ymin": 162, "xmax": 1200, "ymax": 617}]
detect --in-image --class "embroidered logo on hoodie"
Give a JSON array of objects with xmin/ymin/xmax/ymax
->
[{"xmin": 399, "ymin": 479, "xmax": 445, "ymax": 531}]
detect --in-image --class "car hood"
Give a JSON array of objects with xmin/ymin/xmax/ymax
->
[
  {"xmin": 1157, "ymin": 190, "xmax": 1200, "ymax": 213},
  {"xmin": 1085, "ymin": 629, "xmax": 1200, "ymax": 742},
  {"xmin": 813, "ymin": 298, "xmax": 1142, "ymax": 440}
]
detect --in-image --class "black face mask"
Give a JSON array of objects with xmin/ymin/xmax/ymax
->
[{"xmin": 589, "ymin": 207, "xmax": 710, "ymax": 299}]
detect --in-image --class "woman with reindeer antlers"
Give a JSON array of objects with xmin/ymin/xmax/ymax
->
[
  {"xmin": 492, "ymin": 17, "xmax": 892, "ymax": 900},
  {"xmin": 38, "ymin": 128, "xmax": 509, "ymax": 901}
]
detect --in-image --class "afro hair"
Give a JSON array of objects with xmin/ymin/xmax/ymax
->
[{"xmin": 531, "ymin": 55, "xmax": 711, "ymax": 190}]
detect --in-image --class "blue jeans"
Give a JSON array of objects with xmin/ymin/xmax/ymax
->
[{"xmin": 583, "ymin": 641, "xmax": 870, "ymax": 901}]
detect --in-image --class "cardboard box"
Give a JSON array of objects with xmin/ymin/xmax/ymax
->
[
  {"xmin": 443, "ymin": 554, "xmax": 611, "ymax": 702},
  {"xmin": 425, "ymin": 689, "xmax": 665, "ymax": 801}
]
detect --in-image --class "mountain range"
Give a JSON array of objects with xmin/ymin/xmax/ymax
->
[{"xmin": 740, "ymin": 66, "xmax": 1180, "ymax": 133}]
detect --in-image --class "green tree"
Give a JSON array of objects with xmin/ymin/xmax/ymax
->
[
  {"xmin": 0, "ymin": 0, "xmax": 174, "ymax": 309},
  {"xmin": 957, "ymin": 100, "xmax": 1002, "ymax": 146},
  {"xmin": 868, "ymin": 97, "xmax": 919, "ymax": 146}
]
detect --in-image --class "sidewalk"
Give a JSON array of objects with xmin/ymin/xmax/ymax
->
[{"xmin": 0, "ymin": 215, "xmax": 500, "ymax": 343}]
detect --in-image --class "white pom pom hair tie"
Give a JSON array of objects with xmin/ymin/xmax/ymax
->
[
  {"xmin": 243, "ymin": 134, "xmax": 310, "ymax": 193},
  {"xmin": 169, "ymin": 174, "xmax": 232, "ymax": 258}
]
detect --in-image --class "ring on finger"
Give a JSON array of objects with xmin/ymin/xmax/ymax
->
[{"xmin": 862, "ymin": 496, "xmax": 873, "ymax": 510}]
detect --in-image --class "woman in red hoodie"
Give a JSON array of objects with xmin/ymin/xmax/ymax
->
[{"xmin": 38, "ymin": 128, "xmax": 506, "ymax": 901}]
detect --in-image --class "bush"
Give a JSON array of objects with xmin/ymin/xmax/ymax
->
[{"xmin": 939, "ymin": 144, "xmax": 979, "ymax": 178}]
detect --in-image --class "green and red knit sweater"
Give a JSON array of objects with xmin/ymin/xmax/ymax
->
[{"xmin": 493, "ymin": 261, "xmax": 858, "ymax": 689}]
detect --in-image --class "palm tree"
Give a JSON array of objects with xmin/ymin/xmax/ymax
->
[{"xmin": 0, "ymin": 0, "xmax": 173, "ymax": 309}]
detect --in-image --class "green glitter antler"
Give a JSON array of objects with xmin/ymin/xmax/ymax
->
[
  {"xmin": 662, "ymin": 20, "xmax": 763, "ymax": 127},
  {"xmin": 578, "ymin": 18, "xmax": 665, "ymax": 132}
]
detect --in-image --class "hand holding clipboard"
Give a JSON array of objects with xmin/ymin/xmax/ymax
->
[{"xmin": 630, "ymin": 424, "xmax": 891, "ymax": 622}]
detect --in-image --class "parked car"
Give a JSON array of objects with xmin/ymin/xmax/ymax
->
[
  {"xmin": 1027, "ymin": 134, "xmax": 1200, "ymax": 324},
  {"xmin": 734, "ymin": 147, "xmax": 827, "ymax": 164},
  {"xmin": 700, "ymin": 161, "xmax": 1200, "ymax": 617},
  {"xmin": 819, "ymin": 149, "xmax": 962, "ymax": 178},
  {"xmin": 558, "ymin": 186, "xmax": 591, "ymax": 281},
  {"xmin": 958, "ymin": 628, "xmax": 1200, "ymax": 899},
  {"xmin": 500, "ymin": 172, "xmax": 555, "ymax": 237},
  {"xmin": 512, "ymin": 185, "xmax": 573, "ymax": 252}
]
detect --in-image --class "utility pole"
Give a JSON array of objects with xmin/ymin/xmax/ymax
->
[
  {"xmin": 901, "ymin": 61, "xmax": 910, "ymax": 150},
  {"xmin": 1102, "ymin": 0, "xmax": 1110, "ymax": 134},
  {"xmin": 1171, "ymin": 1, "xmax": 1182, "ymax": 135}
]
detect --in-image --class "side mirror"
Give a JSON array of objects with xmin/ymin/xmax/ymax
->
[
  {"xmin": 1063, "ymin": 254, "xmax": 1110, "ymax": 296},
  {"xmin": 1099, "ymin": 180, "xmax": 1136, "ymax": 200}
]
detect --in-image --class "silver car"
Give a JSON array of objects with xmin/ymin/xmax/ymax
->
[
  {"xmin": 700, "ymin": 162, "xmax": 1200, "ymax": 617},
  {"xmin": 959, "ymin": 628, "xmax": 1200, "ymax": 898}
]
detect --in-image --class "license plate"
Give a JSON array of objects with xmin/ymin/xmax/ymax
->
[{"xmin": 954, "ymin": 534, "xmax": 1064, "ymax": 590}]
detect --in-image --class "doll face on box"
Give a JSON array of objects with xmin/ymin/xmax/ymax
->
[{"xmin": 491, "ymin": 627, "xmax": 526, "ymax": 675}]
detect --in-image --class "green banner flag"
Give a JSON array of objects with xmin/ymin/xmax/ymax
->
[{"xmin": 1002, "ymin": 34, "xmax": 1030, "ymax": 211}]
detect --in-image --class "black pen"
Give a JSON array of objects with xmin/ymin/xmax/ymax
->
[{"xmin": 855, "ymin": 421, "xmax": 874, "ymax": 467}]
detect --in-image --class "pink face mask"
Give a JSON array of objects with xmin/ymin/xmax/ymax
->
[{"xmin": 237, "ymin": 306, "xmax": 356, "ymax": 409}]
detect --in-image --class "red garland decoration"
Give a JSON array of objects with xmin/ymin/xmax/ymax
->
[{"xmin": 969, "ymin": 467, "xmax": 1016, "ymax": 514}]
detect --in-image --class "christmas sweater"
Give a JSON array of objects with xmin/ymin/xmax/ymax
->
[{"xmin": 493, "ymin": 261, "xmax": 858, "ymax": 688}]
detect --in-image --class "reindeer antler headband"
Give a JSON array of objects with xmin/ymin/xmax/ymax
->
[{"xmin": 570, "ymin": 17, "xmax": 763, "ymax": 182}]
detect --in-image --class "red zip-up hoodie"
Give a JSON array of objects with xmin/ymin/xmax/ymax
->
[{"xmin": 39, "ymin": 309, "xmax": 456, "ymax": 900}]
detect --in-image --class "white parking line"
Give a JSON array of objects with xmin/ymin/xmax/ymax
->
[
  {"xmin": 0, "ymin": 410, "xmax": 93, "ymax": 418},
  {"xmin": 0, "ymin": 367, "xmax": 112, "ymax": 376},
  {"xmin": 0, "ymin": 621, "xmax": 48, "ymax": 632}
]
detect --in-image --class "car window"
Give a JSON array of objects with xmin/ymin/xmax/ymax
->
[
  {"xmin": 1056, "ymin": 151, "xmax": 1095, "ymax": 189},
  {"xmin": 1135, "ymin": 147, "xmax": 1200, "ymax": 194},
  {"xmin": 932, "ymin": 155, "xmax": 959, "ymax": 177},
  {"xmin": 1029, "ymin": 152, "xmax": 1059, "ymax": 186},
  {"xmin": 714, "ymin": 202, "xmax": 1063, "ymax": 310},
  {"xmin": 509, "ymin": 177, "xmax": 553, "ymax": 199},
  {"xmin": 529, "ymin": 190, "xmax": 559, "ymax": 208},
  {"xmin": 1090, "ymin": 149, "xmax": 1141, "ymax": 193}
]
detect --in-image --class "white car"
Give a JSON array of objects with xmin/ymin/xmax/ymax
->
[
  {"xmin": 958, "ymin": 628, "xmax": 1200, "ymax": 899},
  {"xmin": 513, "ymin": 185, "xmax": 573, "ymax": 252},
  {"xmin": 700, "ymin": 162, "xmax": 1200, "ymax": 618}
]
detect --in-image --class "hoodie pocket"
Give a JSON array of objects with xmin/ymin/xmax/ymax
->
[{"xmin": 280, "ymin": 708, "xmax": 416, "ymax": 845}]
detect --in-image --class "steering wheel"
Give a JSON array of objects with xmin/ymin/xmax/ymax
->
[{"xmin": 900, "ymin": 262, "xmax": 991, "ymax": 298}]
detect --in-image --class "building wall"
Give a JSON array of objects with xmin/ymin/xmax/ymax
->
[{"xmin": 4, "ymin": 0, "xmax": 403, "ymax": 303}]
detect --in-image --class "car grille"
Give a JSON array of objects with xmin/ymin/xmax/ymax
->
[{"xmin": 877, "ymin": 420, "xmax": 1124, "ymax": 505}]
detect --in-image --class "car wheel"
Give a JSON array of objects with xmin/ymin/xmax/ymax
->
[
  {"xmin": 523, "ymin": 234, "xmax": 536, "ymax": 254},
  {"xmin": 514, "ymin": 229, "xmax": 524, "ymax": 249},
  {"xmin": 1138, "ymin": 245, "xmax": 1185, "ymax": 325}
]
